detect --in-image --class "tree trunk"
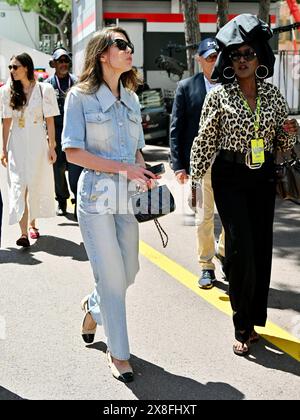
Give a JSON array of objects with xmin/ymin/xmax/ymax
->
[
  {"xmin": 38, "ymin": 11, "xmax": 70, "ymax": 49},
  {"xmin": 258, "ymin": 0, "xmax": 271, "ymax": 23},
  {"xmin": 216, "ymin": 0, "xmax": 229, "ymax": 31},
  {"xmin": 181, "ymin": 0, "xmax": 201, "ymax": 76}
]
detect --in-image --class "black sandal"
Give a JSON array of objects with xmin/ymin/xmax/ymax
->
[
  {"xmin": 250, "ymin": 328, "xmax": 260, "ymax": 343},
  {"xmin": 16, "ymin": 234, "xmax": 30, "ymax": 248},
  {"xmin": 233, "ymin": 329, "xmax": 250, "ymax": 356}
]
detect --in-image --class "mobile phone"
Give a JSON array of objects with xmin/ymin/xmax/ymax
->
[{"xmin": 148, "ymin": 163, "xmax": 165, "ymax": 175}]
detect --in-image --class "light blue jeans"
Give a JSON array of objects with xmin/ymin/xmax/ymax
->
[{"xmin": 77, "ymin": 171, "xmax": 139, "ymax": 360}]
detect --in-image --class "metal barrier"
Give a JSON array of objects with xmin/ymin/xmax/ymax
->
[{"xmin": 270, "ymin": 50, "xmax": 300, "ymax": 115}]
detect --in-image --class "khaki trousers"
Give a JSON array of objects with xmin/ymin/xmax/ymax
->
[{"xmin": 196, "ymin": 166, "xmax": 225, "ymax": 270}]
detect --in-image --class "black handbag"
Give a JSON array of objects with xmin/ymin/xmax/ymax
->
[
  {"xmin": 131, "ymin": 184, "xmax": 176, "ymax": 247},
  {"xmin": 275, "ymin": 145, "xmax": 300, "ymax": 205}
]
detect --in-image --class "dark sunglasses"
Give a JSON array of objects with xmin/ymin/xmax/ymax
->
[
  {"xmin": 8, "ymin": 64, "xmax": 21, "ymax": 71},
  {"xmin": 57, "ymin": 58, "xmax": 70, "ymax": 64},
  {"xmin": 109, "ymin": 38, "xmax": 134, "ymax": 54},
  {"xmin": 229, "ymin": 49, "xmax": 257, "ymax": 62}
]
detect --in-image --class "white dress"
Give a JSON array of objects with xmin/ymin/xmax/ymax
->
[{"xmin": 1, "ymin": 82, "xmax": 60, "ymax": 225}]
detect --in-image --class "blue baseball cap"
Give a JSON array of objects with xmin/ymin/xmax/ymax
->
[{"xmin": 198, "ymin": 38, "xmax": 218, "ymax": 58}]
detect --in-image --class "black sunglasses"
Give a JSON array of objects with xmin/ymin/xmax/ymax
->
[
  {"xmin": 229, "ymin": 49, "xmax": 257, "ymax": 62},
  {"xmin": 8, "ymin": 64, "xmax": 21, "ymax": 71},
  {"xmin": 109, "ymin": 38, "xmax": 134, "ymax": 54},
  {"xmin": 57, "ymin": 58, "xmax": 70, "ymax": 64}
]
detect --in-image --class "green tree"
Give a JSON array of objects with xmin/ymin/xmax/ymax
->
[{"xmin": 5, "ymin": 0, "xmax": 71, "ymax": 48}]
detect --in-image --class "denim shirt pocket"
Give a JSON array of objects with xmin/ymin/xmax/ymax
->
[
  {"xmin": 128, "ymin": 112, "xmax": 142, "ymax": 141},
  {"xmin": 85, "ymin": 112, "xmax": 113, "ymax": 153}
]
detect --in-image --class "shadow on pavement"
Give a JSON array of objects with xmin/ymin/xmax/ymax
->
[
  {"xmin": 87, "ymin": 342, "xmax": 245, "ymax": 400},
  {"xmin": 215, "ymin": 279, "xmax": 300, "ymax": 314},
  {"xmin": 0, "ymin": 386, "xmax": 24, "ymax": 400},
  {"xmin": 268, "ymin": 287, "xmax": 300, "ymax": 313},
  {"xmin": 246, "ymin": 339, "xmax": 300, "ymax": 377},
  {"xmin": 0, "ymin": 236, "xmax": 88, "ymax": 265},
  {"xmin": 273, "ymin": 199, "xmax": 300, "ymax": 266},
  {"xmin": 0, "ymin": 247, "xmax": 42, "ymax": 265},
  {"xmin": 30, "ymin": 236, "xmax": 88, "ymax": 261}
]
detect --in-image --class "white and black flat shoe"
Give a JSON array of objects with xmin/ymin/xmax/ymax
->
[
  {"xmin": 80, "ymin": 295, "xmax": 97, "ymax": 344},
  {"xmin": 106, "ymin": 351, "xmax": 134, "ymax": 383}
]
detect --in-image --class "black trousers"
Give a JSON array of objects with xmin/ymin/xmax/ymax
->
[
  {"xmin": 211, "ymin": 154, "xmax": 276, "ymax": 333},
  {"xmin": 53, "ymin": 125, "xmax": 83, "ymax": 204}
]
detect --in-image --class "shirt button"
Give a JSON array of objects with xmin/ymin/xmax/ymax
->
[
  {"xmin": 95, "ymin": 171, "xmax": 100, "ymax": 175},
  {"xmin": 90, "ymin": 195, "xmax": 97, "ymax": 201},
  {"xmin": 118, "ymin": 122, "xmax": 123, "ymax": 126}
]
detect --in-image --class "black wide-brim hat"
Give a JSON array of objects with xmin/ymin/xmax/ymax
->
[{"xmin": 211, "ymin": 14, "xmax": 275, "ymax": 83}]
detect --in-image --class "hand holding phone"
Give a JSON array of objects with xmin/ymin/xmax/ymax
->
[{"xmin": 147, "ymin": 163, "xmax": 165, "ymax": 176}]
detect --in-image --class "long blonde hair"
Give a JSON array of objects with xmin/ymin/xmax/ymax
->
[{"xmin": 77, "ymin": 26, "xmax": 142, "ymax": 94}]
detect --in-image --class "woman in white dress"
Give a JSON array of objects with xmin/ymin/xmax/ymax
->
[{"xmin": 0, "ymin": 53, "xmax": 60, "ymax": 247}]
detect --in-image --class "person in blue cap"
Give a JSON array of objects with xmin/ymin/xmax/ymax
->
[
  {"xmin": 45, "ymin": 48, "xmax": 82, "ymax": 219},
  {"xmin": 170, "ymin": 37, "xmax": 225, "ymax": 290}
]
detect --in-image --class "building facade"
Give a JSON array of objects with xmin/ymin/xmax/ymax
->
[
  {"xmin": 72, "ymin": 0, "xmax": 281, "ymax": 90},
  {"xmin": 0, "ymin": 1, "xmax": 39, "ymax": 49}
]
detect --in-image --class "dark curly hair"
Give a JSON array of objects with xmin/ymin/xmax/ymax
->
[{"xmin": 10, "ymin": 53, "xmax": 35, "ymax": 111}]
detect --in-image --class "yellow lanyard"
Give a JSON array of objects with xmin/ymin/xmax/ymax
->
[
  {"xmin": 239, "ymin": 94, "xmax": 265, "ymax": 168},
  {"xmin": 240, "ymin": 94, "xmax": 261, "ymax": 139}
]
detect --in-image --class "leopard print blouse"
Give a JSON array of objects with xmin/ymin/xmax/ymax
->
[{"xmin": 190, "ymin": 80, "xmax": 296, "ymax": 181}]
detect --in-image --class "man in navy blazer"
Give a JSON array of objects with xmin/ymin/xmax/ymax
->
[{"xmin": 170, "ymin": 38, "xmax": 225, "ymax": 289}]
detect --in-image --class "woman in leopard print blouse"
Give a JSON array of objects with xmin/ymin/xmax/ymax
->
[{"xmin": 191, "ymin": 15, "xmax": 297, "ymax": 356}]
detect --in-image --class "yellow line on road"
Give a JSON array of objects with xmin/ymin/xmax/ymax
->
[{"xmin": 140, "ymin": 241, "xmax": 300, "ymax": 362}]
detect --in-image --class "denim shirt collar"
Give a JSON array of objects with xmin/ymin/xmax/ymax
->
[{"xmin": 95, "ymin": 82, "xmax": 136, "ymax": 113}]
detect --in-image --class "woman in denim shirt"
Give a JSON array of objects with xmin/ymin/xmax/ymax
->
[{"xmin": 62, "ymin": 27, "xmax": 157, "ymax": 383}]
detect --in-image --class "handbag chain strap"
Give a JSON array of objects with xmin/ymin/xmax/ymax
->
[{"xmin": 154, "ymin": 218, "xmax": 169, "ymax": 248}]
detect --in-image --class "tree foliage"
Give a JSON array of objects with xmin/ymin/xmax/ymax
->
[
  {"xmin": 6, "ymin": 0, "xmax": 71, "ymax": 13},
  {"xmin": 5, "ymin": 0, "xmax": 71, "ymax": 48}
]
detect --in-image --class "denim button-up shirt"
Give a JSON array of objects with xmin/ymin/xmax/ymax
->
[{"xmin": 62, "ymin": 82, "xmax": 145, "ymax": 163}]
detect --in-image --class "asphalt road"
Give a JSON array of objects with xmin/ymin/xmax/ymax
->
[{"xmin": 0, "ymin": 142, "xmax": 299, "ymax": 401}]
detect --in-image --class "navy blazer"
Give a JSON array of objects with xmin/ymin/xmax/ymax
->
[{"xmin": 170, "ymin": 72, "xmax": 207, "ymax": 173}]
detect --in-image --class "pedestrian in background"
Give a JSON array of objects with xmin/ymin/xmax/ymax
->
[
  {"xmin": 62, "ymin": 27, "xmax": 157, "ymax": 382},
  {"xmin": 45, "ymin": 48, "xmax": 82, "ymax": 219},
  {"xmin": 191, "ymin": 15, "xmax": 297, "ymax": 356},
  {"xmin": 1, "ymin": 53, "xmax": 59, "ymax": 247},
  {"xmin": 170, "ymin": 38, "xmax": 225, "ymax": 289}
]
